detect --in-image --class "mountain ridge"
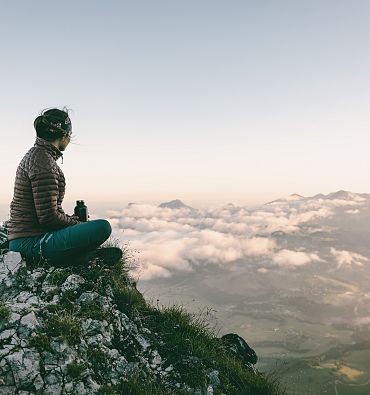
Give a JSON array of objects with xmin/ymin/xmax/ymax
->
[{"xmin": 265, "ymin": 190, "xmax": 370, "ymax": 206}]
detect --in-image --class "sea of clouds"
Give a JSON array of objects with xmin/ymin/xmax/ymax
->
[{"xmin": 100, "ymin": 193, "xmax": 369, "ymax": 280}]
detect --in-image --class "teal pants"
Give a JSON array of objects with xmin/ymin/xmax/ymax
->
[{"xmin": 9, "ymin": 219, "xmax": 112, "ymax": 266}]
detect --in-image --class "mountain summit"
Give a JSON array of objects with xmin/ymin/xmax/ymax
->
[
  {"xmin": 0, "ymin": 246, "xmax": 281, "ymax": 394},
  {"xmin": 158, "ymin": 199, "xmax": 196, "ymax": 211},
  {"xmin": 266, "ymin": 193, "xmax": 305, "ymax": 205}
]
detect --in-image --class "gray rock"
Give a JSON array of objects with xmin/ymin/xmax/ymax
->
[
  {"xmin": 61, "ymin": 274, "xmax": 85, "ymax": 292},
  {"xmin": 3, "ymin": 252, "xmax": 23, "ymax": 275},
  {"xmin": 10, "ymin": 334, "xmax": 21, "ymax": 345},
  {"xmin": 63, "ymin": 382, "xmax": 74, "ymax": 393},
  {"xmin": 208, "ymin": 370, "xmax": 220, "ymax": 387},
  {"xmin": 77, "ymin": 291, "xmax": 100, "ymax": 304},
  {"xmin": 136, "ymin": 334, "xmax": 150, "ymax": 351},
  {"xmin": 0, "ymin": 329, "xmax": 16, "ymax": 341},
  {"xmin": 85, "ymin": 376, "xmax": 100, "ymax": 392},
  {"xmin": 0, "ymin": 345, "xmax": 15, "ymax": 358},
  {"xmin": 2, "ymin": 369, "xmax": 15, "ymax": 385},
  {"xmin": 20, "ymin": 311, "xmax": 39, "ymax": 330},
  {"xmin": 0, "ymin": 387, "xmax": 16, "ymax": 395},
  {"xmin": 15, "ymin": 291, "xmax": 40, "ymax": 305},
  {"xmin": 8, "ymin": 312, "xmax": 21, "ymax": 326},
  {"xmin": 44, "ymin": 372, "xmax": 62, "ymax": 385},
  {"xmin": 74, "ymin": 381, "xmax": 87, "ymax": 395},
  {"xmin": 43, "ymin": 384, "xmax": 62, "ymax": 395},
  {"xmin": 33, "ymin": 374, "xmax": 44, "ymax": 391},
  {"xmin": 151, "ymin": 350, "xmax": 162, "ymax": 365},
  {"xmin": 0, "ymin": 252, "xmax": 23, "ymax": 288},
  {"xmin": 42, "ymin": 351, "xmax": 59, "ymax": 366},
  {"xmin": 5, "ymin": 349, "xmax": 39, "ymax": 386},
  {"xmin": 107, "ymin": 348, "xmax": 119, "ymax": 359}
]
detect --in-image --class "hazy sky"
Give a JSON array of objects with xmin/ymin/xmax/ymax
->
[{"xmin": 2, "ymin": 0, "xmax": 370, "ymax": 217}]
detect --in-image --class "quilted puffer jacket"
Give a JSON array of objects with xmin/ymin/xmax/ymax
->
[{"xmin": 7, "ymin": 137, "xmax": 81, "ymax": 240}]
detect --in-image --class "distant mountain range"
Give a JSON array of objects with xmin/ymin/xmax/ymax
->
[
  {"xmin": 153, "ymin": 191, "xmax": 370, "ymax": 211},
  {"xmin": 266, "ymin": 190, "xmax": 370, "ymax": 205}
]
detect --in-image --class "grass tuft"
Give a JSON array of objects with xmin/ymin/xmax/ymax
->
[
  {"xmin": 111, "ymin": 281, "xmax": 147, "ymax": 318},
  {"xmin": 87, "ymin": 346, "xmax": 109, "ymax": 384},
  {"xmin": 97, "ymin": 371, "xmax": 189, "ymax": 395},
  {"xmin": 100, "ymin": 237, "xmax": 140, "ymax": 273},
  {"xmin": 66, "ymin": 361, "xmax": 88, "ymax": 378},
  {"xmin": 47, "ymin": 269, "xmax": 72, "ymax": 286},
  {"xmin": 28, "ymin": 333, "xmax": 52, "ymax": 352},
  {"xmin": 141, "ymin": 303, "xmax": 285, "ymax": 394},
  {"xmin": 44, "ymin": 311, "xmax": 81, "ymax": 346},
  {"xmin": 0, "ymin": 301, "xmax": 10, "ymax": 321},
  {"xmin": 80, "ymin": 300, "xmax": 111, "ymax": 321}
]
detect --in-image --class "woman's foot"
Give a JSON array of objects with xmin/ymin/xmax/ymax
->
[{"xmin": 85, "ymin": 247, "xmax": 123, "ymax": 266}]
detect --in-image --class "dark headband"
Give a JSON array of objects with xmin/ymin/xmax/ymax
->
[{"xmin": 41, "ymin": 114, "xmax": 72, "ymax": 136}]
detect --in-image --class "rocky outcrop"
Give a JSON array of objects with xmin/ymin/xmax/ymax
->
[
  {"xmin": 221, "ymin": 333, "xmax": 258, "ymax": 370},
  {"xmin": 0, "ymin": 250, "xmax": 279, "ymax": 395}
]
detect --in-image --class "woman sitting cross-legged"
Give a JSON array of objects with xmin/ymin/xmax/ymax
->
[{"xmin": 7, "ymin": 107, "xmax": 122, "ymax": 267}]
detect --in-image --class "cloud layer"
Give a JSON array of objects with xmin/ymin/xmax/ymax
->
[{"xmin": 103, "ymin": 193, "xmax": 368, "ymax": 280}]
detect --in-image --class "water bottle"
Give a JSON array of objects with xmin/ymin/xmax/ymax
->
[{"xmin": 74, "ymin": 200, "xmax": 88, "ymax": 222}]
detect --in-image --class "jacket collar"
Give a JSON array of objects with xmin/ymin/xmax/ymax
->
[{"xmin": 34, "ymin": 137, "xmax": 63, "ymax": 161}]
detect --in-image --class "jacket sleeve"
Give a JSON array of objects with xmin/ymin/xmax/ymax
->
[{"xmin": 30, "ymin": 170, "xmax": 81, "ymax": 230}]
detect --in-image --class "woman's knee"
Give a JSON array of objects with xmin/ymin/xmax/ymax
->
[{"xmin": 94, "ymin": 219, "xmax": 112, "ymax": 241}]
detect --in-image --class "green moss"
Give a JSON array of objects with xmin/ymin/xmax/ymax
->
[
  {"xmin": 112, "ymin": 282, "xmax": 146, "ymax": 317},
  {"xmin": 96, "ymin": 384, "xmax": 119, "ymax": 395},
  {"xmin": 16, "ymin": 383, "xmax": 38, "ymax": 393},
  {"xmin": 0, "ymin": 302, "xmax": 10, "ymax": 321},
  {"xmin": 66, "ymin": 361, "xmax": 88, "ymax": 378},
  {"xmin": 75, "ymin": 265, "xmax": 104, "ymax": 285},
  {"xmin": 47, "ymin": 270, "xmax": 71, "ymax": 286},
  {"xmin": 45, "ymin": 304, "xmax": 61, "ymax": 314},
  {"xmin": 97, "ymin": 372, "xmax": 189, "ymax": 395},
  {"xmin": 44, "ymin": 312, "xmax": 81, "ymax": 346},
  {"xmin": 60, "ymin": 289, "xmax": 80, "ymax": 308},
  {"xmin": 120, "ymin": 374, "xmax": 191, "ymax": 395},
  {"xmin": 28, "ymin": 333, "xmax": 52, "ymax": 352},
  {"xmin": 80, "ymin": 300, "xmax": 110, "ymax": 321},
  {"xmin": 87, "ymin": 346, "xmax": 108, "ymax": 366},
  {"xmin": 87, "ymin": 346, "xmax": 109, "ymax": 383},
  {"xmin": 72, "ymin": 264, "xmax": 110, "ymax": 294},
  {"xmin": 111, "ymin": 328, "xmax": 140, "ymax": 363}
]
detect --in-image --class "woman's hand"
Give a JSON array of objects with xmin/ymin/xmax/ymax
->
[{"xmin": 67, "ymin": 214, "xmax": 81, "ymax": 222}]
